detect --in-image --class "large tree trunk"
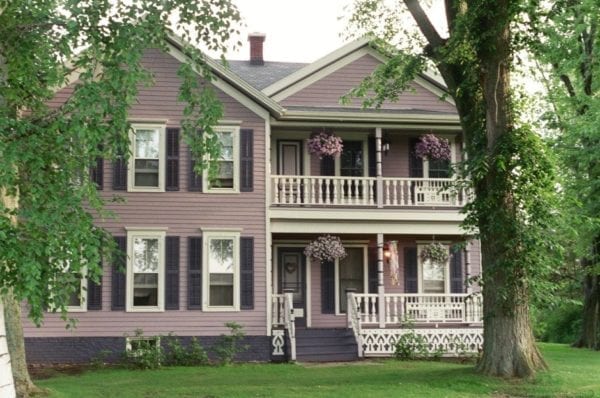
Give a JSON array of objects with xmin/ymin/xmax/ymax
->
[
  {"xmin": 0, "ymin": 298, "xmax": 17, "ymax": 398},
  {"xmin": 472, "ymin": 0, "xmax": 547, "ymax": 377},
  {"xmin": 574, "ymin": 270, "xmax": 599, "ymax": 350},
  {"xmin": 3, "ymin": 292, "xmax": 40, "ymax": 398}
]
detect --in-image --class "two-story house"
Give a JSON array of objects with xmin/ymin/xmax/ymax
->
[{"xmin": 23, "ymin": 33, "xmax": 483, "ymax": 363}]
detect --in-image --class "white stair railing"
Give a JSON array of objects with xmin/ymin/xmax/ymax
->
[
  {"xmin": 283, "ymin": 292, "xmax": 296, "ymax": 361},
  {"xmin": 346, "ymin": 293, "xmax": 363, "ymax": 357}
]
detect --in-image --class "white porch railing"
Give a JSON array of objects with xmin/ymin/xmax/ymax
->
[
  {"xmin": 271, "ymin": 175, "xmax": 466, "ymax": 207},
  {"xmin": 347, "ymin": 294, "xmax": 363, "ymax": 357},
  {"xmin": 350, "ymin": 293, "xmax": 483, "ymax": 326},
  {"xmin": 271, "ymin": 293, "xmax": 296, "ymax": 361}
]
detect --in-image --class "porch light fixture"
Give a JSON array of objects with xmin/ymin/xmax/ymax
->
[{"xmin": 382, "ymin": 134, "xmax": 391, "ymax": 156}]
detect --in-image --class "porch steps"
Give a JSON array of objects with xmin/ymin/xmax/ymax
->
[{"xmin": 294, "ymin": 328, "xmax": 358, "ymax": 362}]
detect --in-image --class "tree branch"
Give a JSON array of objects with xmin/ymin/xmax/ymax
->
[{"xmin": 404, "ymin": 0, "xmax": 445, "ymax": 51}]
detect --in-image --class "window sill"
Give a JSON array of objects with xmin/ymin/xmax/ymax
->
[
  {"xmin": 126, "ymin": 307, "xmax": 165, "ymax": 313},
  {"xmin": 202, "ymin": 306, "xmax": 240, "ymax": 312}
]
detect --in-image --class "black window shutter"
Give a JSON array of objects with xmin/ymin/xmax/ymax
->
[
  {"xmin": 90, "ymin": 157, "xmax": 104, "ymax": 190},
  {"xmin": 87, "ymin": 252, "xmax": 103, "ymax": 310},
  {"xmin": 240, "ymin": 237, "xmax": 254, "ymax": 310},
  {"xmin": 166, "ymin": 128, "xmax": 180, "ymax": 191},
  {"xmin": 321, "ymin": 260, "xmax": 335, "ymax": 314},
  {"xmin": 368, "ymin": 136, "xmax": 376, "ymax": 177},
  {"xmin": 408, "ymin": 138, "xmax": 424, "ymax": 178},
  {"xmin": 165, "ymin": 236, "xmax": 180, "ymax": 310},
  {"xmin": 240, "ymin": 129, "xmax": 254, "ymax": 192},
  {"xmin": 368, "ymin": 246, "xmax": 378, "ymax": 293},
  {"xmin": 112, "ymin": 156, "xmax": 127, "ymax": 190},
  {"xmin": 404, "ymin": 247, "xmax": 418, "ymax": 293},
  {"xmin": 111, "ymin": 236, "xmax": 127, "ymax": 310},
  {"xmin": 188, "ymin": 237, "xmax": 202, "ymax": 309},
  {"xmin": 450, "ymin": 248, "xmax": 464, "ymax": 293}
]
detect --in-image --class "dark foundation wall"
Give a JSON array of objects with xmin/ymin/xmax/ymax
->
[{"xmin": 25, "ymin": 335, "xmax": 272, "ymax": 365}]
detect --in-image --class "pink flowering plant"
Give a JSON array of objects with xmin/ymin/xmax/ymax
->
[
  {"xmin": 304, "ymin": 235, "xmax": 347, "ymax": 262},
  {"xmin": 420, "ymin": 242, "xmax": 449, "ymax": 264},
  {"xmin": 307, "ymin": 130, "xmax": 343, "ymax": 158},
  {"xmin": 415, "ymin": 134, "xmax": 451, "ymax": 161}
]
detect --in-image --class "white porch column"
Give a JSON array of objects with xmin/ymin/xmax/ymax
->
[
  {"xmin": 377, "ymin": 233, "xmax": 385, "ymax": 327},
  {"xmin": 375, "ymin": 127, "xmax": 383, "ymax": 208}
]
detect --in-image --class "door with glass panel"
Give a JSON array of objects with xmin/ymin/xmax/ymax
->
[
  {"xmin": 278, "ymin": 248, "xmax": 306, "ymax": 327},
  {"xmin": 339, "ymin": 141, "xmax": 364, "ymax": 200},
  {"xmin": 338, "ymin": 247, "xmax": 365, "ymax": 313},
  {"xmin": 278, "ymin": 141, "xmax": 302, "ymax": 203}
]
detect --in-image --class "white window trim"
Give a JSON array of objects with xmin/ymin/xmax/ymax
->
[
  {"xmin": 67, "ymin": 268, "xmax": 87, "ymax": 312},
  {"xmin": 203, "ymin": 126, "xmax": 241, "ymax": 194},
  {"xmin": 422, "ymin": 135, "xmax": 456, "ymax": 178},
  {"xmin": 202, "ymin": 229, "xmax": 241, "ymax": 311},
  {"xmin": 126, "ymin": 230, "xmax": 166, "ymax": 312},
  {"xmin": 128, "ymin": 124, "xmax": 166, "ymax": 192},
  {"xmin": 334, "ymin": 244, "xmax": 368, "ymax": 315},
  {"xmin": 417, "ymin": 243, "xmax": 451, "ymax": 294}
]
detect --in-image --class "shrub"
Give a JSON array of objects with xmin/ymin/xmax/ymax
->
[
  {"xmin": 213, "ymin": 322, "xmax": 249, "ymax": 365},
  {"xmin": 164, "ymin": 334, "xmax": 209, "ymax": 366},
  {"xmin": 394, "ymin": 331, "xmax": 429, "ymax": 360},
  {"xmin": 533, "ymin": 301, "xmax": 583, "ymax": 344},
  {"xmin": 122, "ymin": 329, "xmax": 163, "ymax": 370}
]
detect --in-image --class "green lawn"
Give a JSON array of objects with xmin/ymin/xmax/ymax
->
[{"xmin": 35, "ymin": 343, "xmax": 599, "ymax": 398}]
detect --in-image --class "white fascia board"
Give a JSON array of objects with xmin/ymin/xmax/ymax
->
[{"xmin": 278, "ymin": 110, "xmax": 461, "ymax": 125}]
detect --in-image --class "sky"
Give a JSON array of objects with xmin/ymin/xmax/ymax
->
[{"xmin": 225, "ymin": 0, "xmax": 356, "ymax": 62}]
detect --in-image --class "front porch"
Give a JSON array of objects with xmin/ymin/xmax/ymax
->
[{"xmin": 271, "ymin": 292, "xmax": 483, "ymax": 360}]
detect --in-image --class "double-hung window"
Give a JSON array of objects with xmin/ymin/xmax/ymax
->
[
  {"xmin": 126, "ymin": 229, "xmax": 166, "ymax": 312},
  {"xmin": 202, "ymin": 229, "xmax": 240, "ymax": 311},
  {"xmin": 204, "ymin": 126, "xmax": 239, "ymax": 192},
  {"xmin": 417, "ymin": 244, "xmax": 450, "ymax": 294},
  {"xmin": 66, "ymin": 270, "xmax": 87, "ymax": 312},
  {"xmin": 129, "ymin": 124, "xmax": 166, "ymax": 192}
]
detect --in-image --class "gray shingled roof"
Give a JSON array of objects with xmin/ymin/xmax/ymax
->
[{"xmin": 226, "ymin": 60, "xmax": 307, "ymax": 90}]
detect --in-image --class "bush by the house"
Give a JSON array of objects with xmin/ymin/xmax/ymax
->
[{"xmin": 213, "ymin": 321, "xmax": 249, "ymax": 365}]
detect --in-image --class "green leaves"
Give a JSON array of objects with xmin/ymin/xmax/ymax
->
[{"xmin": 0, "ymin": 0, "xmax": 240, "ymax": 324}]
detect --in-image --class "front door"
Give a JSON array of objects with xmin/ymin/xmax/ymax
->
[
  {"xmin": 278, "ymin": 248, "xmax": 307, "ymax": 327},
  {"xmin": 278, "ymin": 140, "xmax": 302, "ymax": 175}
]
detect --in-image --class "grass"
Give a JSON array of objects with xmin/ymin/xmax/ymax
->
[{"xmin": 35, "ymin": 343, "xmax": 599, "ymax": 398}]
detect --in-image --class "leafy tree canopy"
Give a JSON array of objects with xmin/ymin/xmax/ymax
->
[{"xmin": 0, "ymin": 0, "xmax": 241, "ymax": 324}]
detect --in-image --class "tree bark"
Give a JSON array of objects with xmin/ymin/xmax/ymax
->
[
  {"xmin": 4, "ymin": 292, "xmax": 41, "ymax": 398},
  {"xmin": 0, "ymin": 298, "xmax": 17, "ymax": 398},
  {"xmin": 574, "ymin": 268, "xmax": 600, "ymax": 350}
]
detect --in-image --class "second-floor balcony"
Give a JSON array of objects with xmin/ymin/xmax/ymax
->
[{"xmin": 271, "ymin": 175, "xmax": 467, "ymax": 208}]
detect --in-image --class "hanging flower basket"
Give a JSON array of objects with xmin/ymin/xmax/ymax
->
[
  {"xmin": 307, "ymin": 130, "xmax": 343, "ymax": 159},
  {"xmin": 420, "ymin": 243, "xmax": 449, "ymax": 264},
  {"xmin": 304, "ymin": 235, "xmax": 347, "ymax": 262},
  {"xmin": 415, "ymin": 134, "xmax": 451, "ymax": 161}
]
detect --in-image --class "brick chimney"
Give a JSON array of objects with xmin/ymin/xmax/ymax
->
[{"xmin": 248, "ymin": 32, "xmax": 266, "ymax": 65}]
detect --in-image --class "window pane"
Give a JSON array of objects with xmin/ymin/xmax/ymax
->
[
  {"xmin": 429, "ymin": 159, "xmax": 450, "ymax": 178},
  {"xmin": 338, "ymin": 248, "xmax": 364, "ymax": 313},
  {"xmin": 208, "ymin": 239, "xmax": 234, "ymax": 273},
  {"xmin": 135, "ymin": 159, "xmax": 159, "ymax": 187},
  {"xmin": 133, "ymin": 273, "xmax": 158, "ymax": 306},
  {"xmin": 68, "ymin": 291, "xmax": 81, "ymax": 307},
  {"xmin": 135, "ymin": 129, "xmax": 159, "ymax": 158},
  {"xmin": 423, "ymin": 259, "xmax": 445, "ymax": 293},
  {"xmin": 133, "ymin": 238, "xmax": 159, "ymax": 273},
  {"xmin": 209, "ymin": 274, "xmax": 233, "ymax": 306},
  {"xmin": 219, "ymin": 131, "xmax": 233, "ymax": 157}
]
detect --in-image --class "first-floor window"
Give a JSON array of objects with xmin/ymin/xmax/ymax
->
[
  {"xmin": 127, "ymin": 230, "xmax": 166, "ymax": 311},
  {"xmin": 203, "ymin": 230, "xmax": 240, "ymax": 311},
  {"xmin": 418, "ymin": 244, "xmax": 449, "ymax": 293},
  {"xmin": 67, "ymin": 273, "xmax": 87, "ymax": 312},
  {"xmin": 336, "ymin": 246, "xmax": 367, "ymax": 314}
]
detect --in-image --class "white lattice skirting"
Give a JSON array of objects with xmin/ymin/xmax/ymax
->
[{"xmin": 361, "ymin": 328, "xmax": 483, "ymax": 357}]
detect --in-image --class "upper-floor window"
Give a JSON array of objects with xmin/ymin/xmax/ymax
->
[
  {"xmin": 204, "ymin": 126, "xmax": 240, "ymax": 193},
  {"xmin": 129, "ymin": 124, "xmax": 166, "ymax": 192},
  {"xmin": 126, "ymin": 229, "xmax": 166, "ymax": 312}
]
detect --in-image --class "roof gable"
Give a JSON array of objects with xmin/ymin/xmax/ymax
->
[{"xmin": 263, "ymin": 38, "xmax": 456, "ymax": 115}]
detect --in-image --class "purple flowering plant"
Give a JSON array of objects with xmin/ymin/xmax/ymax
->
[
  {"xmin": 304, "ymin": 235, "xmax": 347, "ymax": 262},
  {"xmin": 307, "ymin": 130, "xmax": 343, "ymax": 158},
  {"xmin": 415, "ymin": 134, "xmax": 451, "ymax": 161}
]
